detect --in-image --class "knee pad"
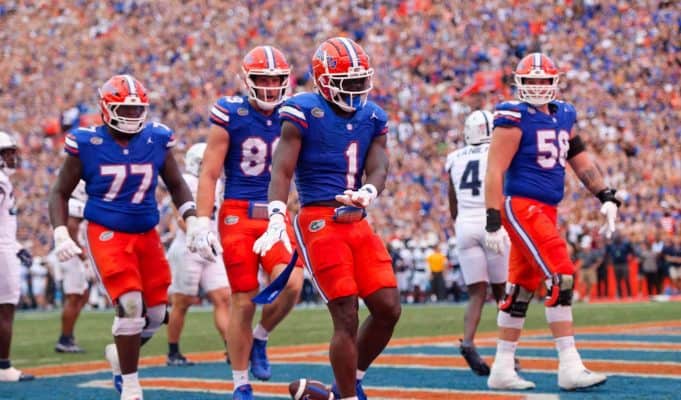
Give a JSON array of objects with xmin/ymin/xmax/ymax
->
[
  {"xmin": 141, "ymin": 304, "xmax": 167, "ymax": 338},
  {"xmin": 544, "ymin": 274, "xmax": 574, "ymax": 307},
  {"xmin": 499, "ymin": 283, "xmax": 534, "ymax": 318},
  {"xmin": 112, "ymin": 291, "xmax": 145, "ymax": 336}
]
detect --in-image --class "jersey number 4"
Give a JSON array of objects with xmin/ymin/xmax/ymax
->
[{"xmin": 459, "ymin": 160, "xmax": 481, "ymax": 196}]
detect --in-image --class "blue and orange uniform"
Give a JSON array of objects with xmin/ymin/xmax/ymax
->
[
  {"xmin": 494, "ymin": 100, "xmax": 577, "ymax": 291},
  {"xmin": 64, "ymin": 123, "xmax": 176, "ymax": 306},
  {"xmin": 279, "ymin": 92, "xmax": 396, "ymax": 302},
  {"xmin": 208, "ymin": 95, "xmax": 302, "ymax": 293}
]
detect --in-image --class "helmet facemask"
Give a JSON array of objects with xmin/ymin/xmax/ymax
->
[
  {"xmin": 100, "ymin": 94, "xmax": 149, "ymax": 134},
  {"xmin": 318, "ymin": 67, "xmax": 374, "ymax": 112},
  {"xmin": 244, "ymin": 70, "xmax": 290, "ymax": 111},
  {"xmin": 514, "ymin": 75, "xmax": 559, "ymax": 106}
]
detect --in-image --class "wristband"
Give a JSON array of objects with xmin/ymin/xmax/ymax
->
[
  {"xmin": 267, "ymin": 200, "xmax": 287, "ymax": 218},
  {"xmin": 178, "ymin": 201, "xmax": 196, "ymax": 218},
  {"xmin": 486, "ymin": 208, "xmax": 502, "ymax": 232},
  {"xmin": 596, "ymin": 188, "xmax": 621, "ymax": 207}
]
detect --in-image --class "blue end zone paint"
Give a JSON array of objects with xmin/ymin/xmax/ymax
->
[{"xmin": 383, "ymin": 345, "xmax": 681, "ymax": 362}]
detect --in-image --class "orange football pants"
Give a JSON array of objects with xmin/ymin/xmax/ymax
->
[
  {"xmin": 294, "ymin": 206, "xmax": 396, "ymax": 302},
  {"xmin": 502, "ymin": 196, "xmax": 574, "ymax": 291},
  {"xmin": 86, "ymin": 222, "xmax": 170, "ymax": 306}
]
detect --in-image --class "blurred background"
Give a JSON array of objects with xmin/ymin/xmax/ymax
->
[{"xmin": 1, "ymin": 0, "xmax": 679, "ymax": 310}]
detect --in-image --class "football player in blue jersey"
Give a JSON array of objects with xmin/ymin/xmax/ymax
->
[
  {"xmin": 48, "ymin": 75, "xmax": 197, "ymax": 400},
  {"xmin": 187, "ymin": 46, "xmax": 304, "ymax": 400},
  {"xmin": 484, "ymin": 53, "xmax": 618, "ymax": 391},
  {"xmin": 252, "ymin": 37, "xmax": 401, "ymax": 400}
]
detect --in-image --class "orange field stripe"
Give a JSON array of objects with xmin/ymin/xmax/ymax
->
[
  {"xmin": 515, "ymin": 339, "xmax": 681, "ymax": 351},
  {"xmin": 274, "ymin": 353, "xmax": 681, "ymax": 376}
]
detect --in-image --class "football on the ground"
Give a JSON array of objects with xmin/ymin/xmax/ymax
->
[{"xmin": 288, "ymin": 378, "xmax": 334, "ymax": 400}]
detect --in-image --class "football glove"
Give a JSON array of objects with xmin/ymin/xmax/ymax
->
[
  {"xmin": 53, "ymin": 226, "xmax": 82, "ymax": 262},
  {"xmin": 485, "ymin": 227, "xmax": 510, "ymax": 254},
  {"xmin": 597, "ymin": 189, "xmax": 621, "ymax": 239},
  {"xmin": 335, "ymin": 183, "xmax": 377, "ymax": 208},
  {"xmin": 252, "ymin": 201, "xmax": 292, "ymax": 256},
  {"xmin": 186, "ymin": 216, "xmax": 222, "ymax": 262},
  {"xmin": 16, "ymin": 248, "xmax": 32, "ymax": 268}
]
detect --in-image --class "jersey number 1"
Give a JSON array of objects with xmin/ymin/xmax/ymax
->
[{"xmin": 459, "ymin": 160, "xmax": 481, "ymax": 196}]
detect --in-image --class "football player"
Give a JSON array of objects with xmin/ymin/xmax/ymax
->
[
  {"xmin": 445, "ymin": 110, "xmax": 507, "ymax": 376},
  {"xmin": 253, "ymin": 37, "xmax": 401, "ymax": 400},
  {"xmin": 166, "ymin": 143, "xmax": 231, "ymax": 366},
  {"xmin": 54, "ymin": 180, "xmax": 90, "ymax": 354},
  {"xmin": 186, "ymin": 46, "xmax": 303, "ymax": 400},
  {"xmin": 48, "ymin": 75, "xmax": 196, "ymax": 400},
  {"xmin": 0, "ymin": 131, "xmax": 34, "ymax": 383},
  {"xmin": 484, "ymin": 53, "xmax": 616, "ymax": 390}
]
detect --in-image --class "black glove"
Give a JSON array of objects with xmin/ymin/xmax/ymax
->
[
  {"xmin": 486, "ymin": 208, "xmax": 502, "ymax": 232},
  {"xmin": 16, "ymin": 248, "xmax": 33, "ymax": 268}
]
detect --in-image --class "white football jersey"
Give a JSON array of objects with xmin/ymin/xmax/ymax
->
[
  {"xmin": 445, "ymin": 143, "xmax": 490, "ymax": 220},
  {"xmin": 68, "ymin": 180, "xmax": 87, "ymax": 218},
  {"xmin": 0, "ymin": 171, "xmax": 18, "ymax": 250}
]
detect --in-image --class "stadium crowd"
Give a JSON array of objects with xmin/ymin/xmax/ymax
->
[{"xmin": 1, "ymin": 0, "xmax": 680, "ymax": 307}]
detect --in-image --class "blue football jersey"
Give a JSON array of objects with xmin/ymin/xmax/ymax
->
[
  {"xmin": 493, "ymin": 100, "xmax": 577, "ymax": 205},
  {"xmin": 64, "ymin": 123, "xmax": 176, "ymax": 233},
  {"xmin": 279, "ymin": 93, "xmax": 388, "ymax": 206},
  {"xmin": 209, "ymin": 95, "xmax": 281, "ymax": 202}
]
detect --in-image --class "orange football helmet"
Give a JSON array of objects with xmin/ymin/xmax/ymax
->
[
  {"xmin": 312, "ymin": 37, "xmax": 374, "ymax": 112},
  {"xmin": 98, "ymin": 75, "xmax": 149, "ymax": 134},
  {"xmin": 242, "ymin": 46, "xmax": 290, "ymax": 110},
  {"xmin": 514, "ymin": 53, "xmax": 560, "ymax": 105}
]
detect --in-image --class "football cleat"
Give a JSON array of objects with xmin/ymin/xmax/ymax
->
[
  {"xmin": 558, "ymin": 366, "xmax": 607, "ymax": 390},
  {"xmin": 233, "ymin": 383, "xmax": 254, "ymax": 400},
  {"xmin": 331, "ymin": 379, "xmax": 367, "ymax": 400},
  {"xmin": 488, "ymin": 365, "xmax": 535, "ymax": 390},
  {"xmin": 0, "ymin": 367, "xmax": 34, "ymax": 382},
  {"xmin": 249, "ymin": 338, "xmax": 271, "ymax": 380},
  {"xmin": 120, "ymin": 385, "xmax": 143, "ymax": 400},
  {"xmin": 166, "ymin": 352, "xmax": 195, "ymax": 367},
  {"xmin": 55, "ymin": 338, "xmax": 85, "ymax": 353},
  {"xmin": 105, "ymin": 343, "xmax": 123, "ymax": 394},
  {"xmin": 460, "ymin": 342, "xmax": 490, "ymax": 376}
]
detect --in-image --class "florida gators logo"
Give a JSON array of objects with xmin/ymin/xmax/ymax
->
[{"xmin": 309, "ymin": 219, "xmax": 325, "ymax": 232}]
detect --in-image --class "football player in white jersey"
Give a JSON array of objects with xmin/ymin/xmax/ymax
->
[
  {"xmin": 166, "ymin": 143, "xmax": 231, "ymax": 366},
  {"xmin": 0, "ymin": 131, "xmax": 34, "ymax": 382},
  {"xmin": 53, "ymin": 180, "xmax": 90, "ymax": 353},
  {"xmin": 445, "ymin": 110, "xmax": 509, "ymax": 376}
]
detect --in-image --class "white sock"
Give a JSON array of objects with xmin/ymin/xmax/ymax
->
[
  {"xmin": 121, "ymin": 372, "xmax": 140, "ymax": 390},
  {"xmin": 555, "ymin": 336, "xmax": 583, "ymax": 367},
  {"xmin": 253, "ymin": 323, "xmax": 269, "ymax": 341},
  {"xmin": 232, "ymin": 369, "xmax": 249, "ymax": 388},
  {"xmin": 494, "ymin": 339, "xmax": 517, "ymax": 369},
  {"xmin": 356, "ymin": 369, "xmax": 366, "ymax": 381}
]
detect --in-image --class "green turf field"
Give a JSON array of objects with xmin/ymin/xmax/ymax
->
[{"xmin": 12, "ymin": 300, "xmax": 679, "ymax": 368}]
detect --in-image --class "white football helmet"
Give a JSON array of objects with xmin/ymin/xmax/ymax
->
[
  {"xmin": 0, "ymin": 131, "xmax": 18, "ymax": 176},
  {"xmin": 463, "ymin": 110, "xmax": 494, "ymax": 145},
  {"xmin": 185, "ymin": 142, "xmax": 207, "ymax": 176}
]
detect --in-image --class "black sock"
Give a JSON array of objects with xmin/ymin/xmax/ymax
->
[
  {"xmin": 0, "ymin": 359, "xmax": 10, "ymax": 369},
  {"xmin": 168, "ymin": 342, "xmax": 179, "ymax": 355},
  {"xmin": 59, "ymin": 334, "xmax": 73, "ymax": 344}
]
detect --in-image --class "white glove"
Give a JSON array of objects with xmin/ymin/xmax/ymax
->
[
  {"xmin": 484, "ymin": 227, "xmax": 510, "ymax": 254},
  {"xmin": 599, "ymin": 201, "xmax": 618, "ymax": 239},
  {"xmin": 253, "ymin": 201, "xmax": 292, "ymax": 256},
  {"xmin": 53, "ymin": 226, "xmax": 82, "ymax": 262},
  {"xmin": 186, "ymin": 216, "xmax": 222, "ymax": 262},
  {"xmin": 335, "ymin": 183, "xmax": 377, "ymax": 208}
]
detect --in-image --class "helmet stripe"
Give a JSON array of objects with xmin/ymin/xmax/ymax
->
[
  {"xmin": 123, "ymin": 75, "xmax": 137, "ymax": 96},
  {"xmin": 533, "ymin": 53, "xmax": 541, "ymax": 70},
  {"xmin": 337, "ymin": 37, "xmax": 358, "ymax": 67},
  {"xmin": 264, "ymin": 46, "xmax": 275, "ymax": 70},
  {"xmin": 480, "ymin": 110, "xmax": 491, "ymax": 138}
]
